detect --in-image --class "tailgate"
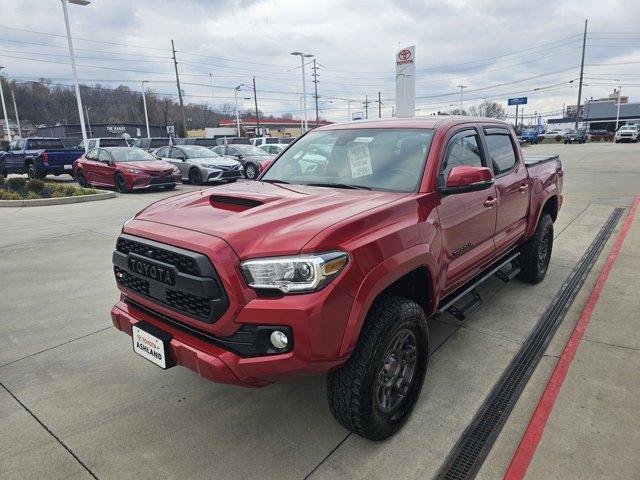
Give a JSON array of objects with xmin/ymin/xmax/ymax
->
[
  {"xmin": 523, "ymin": 154, "xmax": 559, "ymax": 168},
  {"xmin": 44, "ymin": 149, "xmax": 83, "ymax": 168}
]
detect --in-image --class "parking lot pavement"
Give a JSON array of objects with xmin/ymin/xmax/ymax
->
[{"xmin": 1, "ymin": 143, "xmax": 640, "ymax": 480}]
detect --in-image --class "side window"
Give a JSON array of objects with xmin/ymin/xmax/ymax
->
[
  {"xmin": 16, "ymin": 140, "xmax": 25, "ymax": 150},
  {"xmin": 228, "ymin": 147, "xmax": 239, "ymax": 156},
  {"xmin": 88, "ymin": 140, "xmax": 96, "ymax": 149},
  {"xmin": 97, "ymin": 149, "xmax": 111, "ymax": 163},
  {"xmin": 441, "ymin": 131, "xmax": 483, "ymax": 182},
  {"xmin": 85, "ymin": 148, "xmax": 97, "ymax": 160},
  {"xmin": 169, "ymin": 148, "xmax": 184, "ymax": 159},
  {"xmin": 485, "ymin": 134, "xmax": 517, "ymax": 174},
  {"xmin": 9, "ymin": 141, "xmax": 18, "ymax": 150},
  {"xmin": 156, "ymin": 147, "xmax": 168, "ymax": 157}
]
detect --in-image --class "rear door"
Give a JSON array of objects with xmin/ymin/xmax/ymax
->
[
  {"xmin": 483, "ymin": 127, "xmax": 529, "ymax": 258},
  {"xmin": 436, "ymin": 127, "xmax": 498, "ymax": 293},
  {"xmin": 95, "ymin": 149, "xmax": 116, "ymax": 185}
]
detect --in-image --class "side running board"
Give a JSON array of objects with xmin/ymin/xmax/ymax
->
[{"xmin": 437, "ymin": 252, "xmax": 520, "ymax": 321}]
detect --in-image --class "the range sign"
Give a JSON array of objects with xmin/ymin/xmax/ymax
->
[
  {"xmin": 106, "ymin": 125, "xmax": 127, "ymax": 134},
  {"xmin": 508, "ymin": 97, "xmax": 528, "ymax": 106}
]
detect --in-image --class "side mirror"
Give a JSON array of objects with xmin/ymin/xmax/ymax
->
[
  {"xmin": 441, "ymin": 166, "xmax": 494, "ymax": 194},
  {"xmin": 235, "ymin": 153, "xmax": 243, "ymax": 159}
]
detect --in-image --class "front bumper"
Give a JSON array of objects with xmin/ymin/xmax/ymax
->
[
  {"xmin": 202, "ymin": 166, "xmax": 243, "ymax": 181},
  {"xmin": 130, "ymin": 173, "xmax": 182, "ymax": 189},
  {"xmin": 111, "ymin": 281, "xmax": 351, "ymax": 386}
]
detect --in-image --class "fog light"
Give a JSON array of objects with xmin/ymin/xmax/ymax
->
[{"xmin": 270, "ymin": 330, "xmax": 288, "ymax": 350}]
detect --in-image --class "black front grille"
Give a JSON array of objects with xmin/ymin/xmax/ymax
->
[
  {"xmin": 166, "ymin": 290, "xmax": 211, "ymax": 319},
  {"xmin": 149, "ymin": 177, "xmax": 174, "ymax": 185},
  {"xmin": 116, "ymin": 238, "xmax": 200, "ymax": 276},
  {"xmin": 115, "ymin": 266, "xmax": 149, "ymax": 295},
  {"xmin": 113, "ymin": 234, "xmax": 229, "ymax": 324}
]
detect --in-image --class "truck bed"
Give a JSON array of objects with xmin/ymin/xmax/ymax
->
[{"xmin": 524, "ymin": 154, "xmax": 559, "ymax": 167}]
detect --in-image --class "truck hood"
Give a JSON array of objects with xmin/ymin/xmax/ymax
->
[{"xmin": 129, "ymin": 180, "xmax": 406, "ymax": 258}]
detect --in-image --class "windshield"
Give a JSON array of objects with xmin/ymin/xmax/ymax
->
[
  {"xmin": 236, "ymin": 145, "xmax": 271, "ymax": 156},
  {"xmin": 29, "ymin": 139, "xmax": 65, "ymax": 149},
  {"xmin": 262, "ymin": 128, "xmax": 435, "ymax": 192},
  {"xmin": 181, "ymin": 145, "xmax": 220, "ymax": 158},
  {"xmin": 108, "ymin": 147, "xmax": 158, "ymax": 162}
]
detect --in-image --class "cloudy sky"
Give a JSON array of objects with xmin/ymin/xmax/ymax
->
[{"xmin": 2, "ymin": 0, "xmax": 640, "ymax": 124}]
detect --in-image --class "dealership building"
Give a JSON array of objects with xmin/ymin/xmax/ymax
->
[
  {"xmin": 548, "ymin": 92, "xmax": 640, "ymax": 131},
  {"xmin": 217, "ymin": 117, "xmax": 332, "ymax": 138},
  {"xmin": 36, "ymin": 123, "xmax": 168, "ymax": 140}
]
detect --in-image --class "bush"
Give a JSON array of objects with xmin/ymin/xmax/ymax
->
[
  {"xmin": 0, "ymin": 175, "xmax": 4, "ymax": 187},
  {"xmin": 6, "ymin": 177, "xmax": 27, "ymax": 192},
  {"xmin": 0, "ymin": 190, "xmax": 21, "ymax": 200},
  {"xmin": 555, "ymin": 135, "xmax": 562, "ymax": 142},
  {"xmin": 26, "ymin": 179, "xmax": 45, "ymax": 194},
  {"xmin": 26, "ymin": 191, "xmax": 40, "ymax": 200}
]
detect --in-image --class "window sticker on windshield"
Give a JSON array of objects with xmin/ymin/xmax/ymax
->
[
  {"xmin": 354, "ymin": 137, "xmax": 374, "ymax": 143},
  {"xmin": 348, "ymin": 143, "xmax": 373, "ymax": 178}
]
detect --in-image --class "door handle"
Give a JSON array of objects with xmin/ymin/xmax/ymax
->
[
  {"xmin": 519, "ymin": 183, "xmax": 529, "ymax": 192},
  {"xmin": 483, "ymin": 197, "xmax": 497, "ymax": 208}
]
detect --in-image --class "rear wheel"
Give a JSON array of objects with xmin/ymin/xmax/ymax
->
[
  {"xmin": 327, "ymin": 295, "xmax": 429, "ymax": 441},
  {"xmin": 76, "ymin": 169, "xmax": 90, "ymax": 187},
  {"xmin": 518, "ymin": 213, "xmax": 553, "ymax": 284},
  {"xmin": 27, "ymin": 163, "xmax": 44, "ymax": 180},
  {"xmin": 114, "ymin": 173, "xmax": 129, "ymax": 193},
  {"xmin": 189, "ymin": 168, "xmax": 203, "ymax": 185}
]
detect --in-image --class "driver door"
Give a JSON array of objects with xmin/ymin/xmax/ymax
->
[
  {"xmin": 95, "ymin": 149, "xmax": 115, "ymax": 185},
  {"xmin": 436, "ymin": 128, "xmax": 497, "ymax": 294},
  {"xmin": 169, "ymin": 147, "xmax": 190, "ymax": 176}
]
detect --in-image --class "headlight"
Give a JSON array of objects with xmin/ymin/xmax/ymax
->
[
  {"xmin": 201, "ymin": 163, "xmax": 219, "ymax": 169},
  {"xmin": 240, "ymin": 252, "xmax": 348, "ymax": 293},
  {"xmin": 126, "ymin": 168, "xmax": 144, "ymax": 174},
  {"xmin": 172, "ymin": 167, "xmax": 180, "ymax": 174}
]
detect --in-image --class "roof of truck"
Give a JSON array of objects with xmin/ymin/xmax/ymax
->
[{"xmin": 316, "ymin": 116, "xmax": 508, "ymax": 131}]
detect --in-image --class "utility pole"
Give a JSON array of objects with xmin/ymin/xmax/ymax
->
[
  {"xmin": 311, "ymin": 59, "xmax": 319, "ymax": 127},
  {"xmin": 171, "ymin": 39, "xmax": 187, "ymax": 136},
  {"xmin": 575, "ymin": 19, "xmax": 588, "ymax": 130},
  {"xmin": 253, "ymin": 77, "xmax": 260, "ymax": 136},
  {"xmin": 141, "ymin": 80, "xmax": 150, "ymax": 138},
  {"xmin": 0, "ymin": 67, "xmax": 10, "ymax": 141},
  {"xmin": 515, "ymin": 104, "xmax": 519, "ymax": 131},
  {"xmin": 11, "ymin": 89, "xmax": 21, "ymax": 138},
  {"xmin": 615, "ymin": 85, "xmax": 622, "ymax": 131},
  {"xmin": 378, "ymin": 91, "xmax": 382, "ymax": 118},
  {"xmin": 347, "ymin": 99, "xmax": 352, "ymax": 121},
  {"xmin": 364, "ymin": 94, "xmax": 370, "ymax": 119},
  {"xmin": 84, "ymin": 105, "xmax": 91, "ymax": 137}
]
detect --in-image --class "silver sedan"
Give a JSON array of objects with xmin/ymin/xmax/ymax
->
[{"xmin": 154, "ymin": 145, "xmax": 243, "ymax": 185}]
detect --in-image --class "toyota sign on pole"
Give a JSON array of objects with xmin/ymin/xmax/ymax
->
[{"xmin": 395, "ymin": 45, "xmax": 415, "ymax": 118}]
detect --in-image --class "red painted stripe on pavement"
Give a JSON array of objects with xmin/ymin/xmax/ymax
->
[{"xmin": 503, "ymin": 195, "xmax": 640, "ymax": 480}]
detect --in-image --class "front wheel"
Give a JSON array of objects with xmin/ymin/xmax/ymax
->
[
  {"xmin": 114, "ymin": 173, "xmax": 129, "ymax": 193},
  {"xmin": 327, "ymin": 295, "xmax": 429, "ymax": 441},
  {"xmin": 76, "ymin": 169, "xmax": 90, "ymax": 188},
  {"xmin": 244, "ymin": 163, "xmax": 259, "ymax": 180},
  {"xmin": 517, "ymin": 213, "xmax": 553, "ymax": 284},
  {"xmin": 189, "ymin": 168, "xmax": 203, "ymax": 185}
]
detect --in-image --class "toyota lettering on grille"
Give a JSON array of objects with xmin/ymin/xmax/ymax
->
[{"xmin": 128, "ymin": 256, "xmax": 176, "ymax": 286}]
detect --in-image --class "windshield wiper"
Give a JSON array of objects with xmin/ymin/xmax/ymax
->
[
  {"xmin": 261, "ymin": 179, "xmax": 291, "ymax": 184},
  {"xmin": 305, "ymin": 182, "xmax": 371, "ymax": 190}
]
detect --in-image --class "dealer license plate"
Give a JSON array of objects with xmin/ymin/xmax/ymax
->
[
  {"xmin": 64, "ymin": 164, "xmax": 72, "ymax": 170},
  {"xmin": 132, "ymin": 322, "xmax": 173, "ymax": 369}
]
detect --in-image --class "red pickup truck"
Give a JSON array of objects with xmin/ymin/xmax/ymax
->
[{"xmin": 111, "ymin": 117, "xmax": 563, "ymax": 440}]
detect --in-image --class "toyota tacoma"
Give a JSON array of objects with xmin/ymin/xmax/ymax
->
[{"xmin": 111, "ymin": 117, "xmax": 563, "ymax": 440}]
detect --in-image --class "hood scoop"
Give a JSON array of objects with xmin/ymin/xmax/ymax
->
[{"xmin": 209, "ymin": 194, "xmax": 263, "ymax": 212}]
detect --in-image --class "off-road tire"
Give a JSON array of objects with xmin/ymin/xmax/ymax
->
[
  {"xmin": 327, "ymin": 295, "xmax": 429, "ymax": 441},
  {"xmin": 27, "ymin": 163, "xmax": 44, "ymax": 180},
  {"xmin": 517, "ymin": 213, "xmax": 553, "ymax": 284}
]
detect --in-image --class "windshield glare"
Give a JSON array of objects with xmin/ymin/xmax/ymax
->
[
  {"xmin": 109, "ymin": 147, "xmax": 158, "ymax": 162},
  {"xmin": 236, "ymin": 145, "xmax": 270, "ymax": 156},
  {"xmin": 181, "ymin": 145, "xmax": 220, "ymax": 158},
  {"xmin": 262, "ymin": 128, "xmax": 435, "ymax": 192}
]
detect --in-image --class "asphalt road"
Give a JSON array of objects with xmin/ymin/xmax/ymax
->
[{"xmin": 1, "ymin": 142, "xmax": 639, "ymax": 479}]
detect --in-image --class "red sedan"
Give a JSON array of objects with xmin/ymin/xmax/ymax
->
[{"xmin": 73, "ymin": 147, "xmax": 181, "ymax": 193}]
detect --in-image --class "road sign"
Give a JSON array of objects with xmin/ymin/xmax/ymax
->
[
  {"xmin": 166, "ymin": 125, "xmax": 175, "ymax": 134},
  {"xmin": 508, "ymin": 97, "xmax": 528, "ymax": 106}
]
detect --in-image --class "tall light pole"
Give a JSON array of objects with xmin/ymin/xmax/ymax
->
[
  {"xmin": 209, "ymin": 73, "xmax": 215, "ymax": 103},
  {"xmin": 457, "ymin": 85, "xmax": 467, "ymax": 115},
  {"xmin": 84, "ymin": 105, "xmax": 91, "ymax": 137},
  {"xmin": 141, "ymin": 80, "xmax": 150, "ymax": 138},
  {"xmin": 615, "ymin": 84, "xmax": 622, "ymax": 131},
  {"xmin": 234, "ymin": 84, "xmax": 245, "ymax": 137},
  {"xmin": 0, "ymin": 67, "xmax": 10, "ymax": 141},
  {"xmin": 60, "ymin": 0, "xmax": 90, "ymax": 151},
  {"xmin": 11, "ymin": 90, "xmax": 21, "ymax": 138},
  {"xmin": 291, "ymin": 52, "xmax": 313, "ymax": 132}
]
